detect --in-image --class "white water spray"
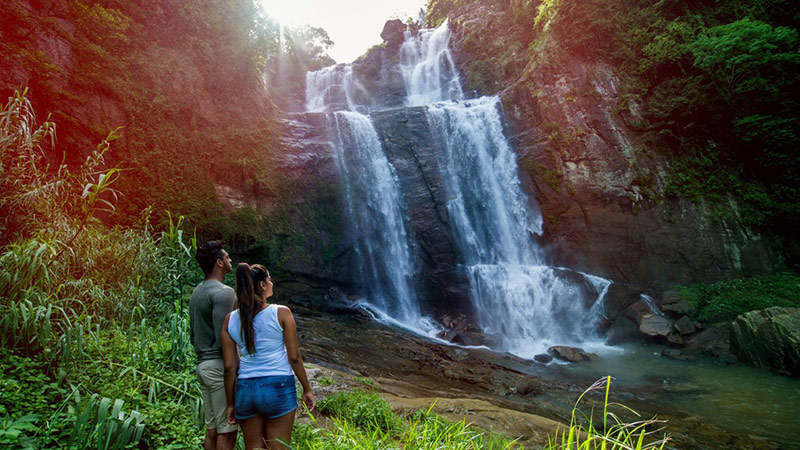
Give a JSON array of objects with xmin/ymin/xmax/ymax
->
[
  {"xmin": 304, "ymin": 20, "xmax": 613, "ymax": 357},
  {"xmin": 399, "ymin": 19, "xmax": 464, "ymax": 106},
  {"xmin": 305, "ymin": 64, "xmax": 368, "ymax": 113}
]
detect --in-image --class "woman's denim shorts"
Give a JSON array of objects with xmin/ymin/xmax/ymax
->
[{"xmin": 235, "ymin": 375, "xmax": 297, "ymax": 420}]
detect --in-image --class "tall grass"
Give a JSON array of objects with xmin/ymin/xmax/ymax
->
[
  {"xmin": 0, "ymin": 89, "xmax": 206, "ymax": 447},
  {"xmin": 293, "ymin": 391, "xmax": 519, "ymax": 450},
  {"xmin": 544, "ymin": 377, "xmax": 669, "ymax": 450}
]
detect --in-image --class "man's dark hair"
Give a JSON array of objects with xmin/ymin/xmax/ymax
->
[{"xmin": 196, "ymin": 240, "xmax": 226, "ymax": 276}]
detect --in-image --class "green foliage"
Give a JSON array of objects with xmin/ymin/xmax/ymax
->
[
  {"xmin": 1, "ymin": 0, "xmax": 338, "ymax": 258},
  {"xmin": 690, "ymin": 18, "xmax": 799, "ymax": 98},
  {"xmin": 678, "ymin": 272, "xmax": 800, "ymax": 323},
  {"xmin": 318, "ymin": 377, "xmax": 335, "ymax": 386},
  {"xmin": 0, "ymin": 90, "xmax": 206, "ymax": 448},
  {"xmin": 67, "ymin": 394, "xmax": 145, "ymax": 450},
  {"xmin": 0, "ymin": 413, "xmax": 38, "ymax": 449},
  {"xmin": 544, "ymin": 376, "xmax": 669, "ymax": 450},
  {"xmin": 291, "ymin": 394, "xmax": 519, "ymax": 449},
  {"xmin": 318, "ymin": 391, "xmax": 403, "ymax": 433},
  {"xmin": 403, "ymin": 406, "xmax": 518, "ymax": 449}
]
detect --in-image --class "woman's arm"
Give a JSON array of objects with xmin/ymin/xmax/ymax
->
[
  {"xmin": 221, "ymin": 312, "xmax": 239, "ymax": 424},
  {"xmin": 279, "ymin": 306, "xmax": 315, "ymax": 412}
]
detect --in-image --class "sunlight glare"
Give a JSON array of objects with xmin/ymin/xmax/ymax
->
[{"xmin": 257, "ymin": 0, "xmax": 427, "ymax": 63}]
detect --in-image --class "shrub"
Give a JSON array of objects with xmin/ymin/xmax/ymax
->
[
  {"xmin": 318, "ymin": 391, "xmax": 404, "ymax": 433},
  {"xmin": 678, "ymin": 272, "xmax": 800, "ymax": 323}
]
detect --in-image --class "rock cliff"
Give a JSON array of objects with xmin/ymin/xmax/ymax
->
[
  {"xmin": 269, "ymin": 15, "xmax": 781, "ymax": 299},
  {"xmin": 439, "ymin": 7, "xmax": 783, "ymax": 288}
]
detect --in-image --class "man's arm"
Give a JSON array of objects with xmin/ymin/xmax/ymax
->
[{"xmin": 212, "ymin": 287, "xmax": 236, "ymax": 347}]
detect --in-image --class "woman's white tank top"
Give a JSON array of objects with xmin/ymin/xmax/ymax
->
[{"xmin": 227, "ymin": 304, "xmax": 293, "ymax": 378}]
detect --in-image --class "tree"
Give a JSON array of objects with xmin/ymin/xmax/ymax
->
[{"xmin": 690, "ymin": 18, "xmax": 799, "ymax": 98}]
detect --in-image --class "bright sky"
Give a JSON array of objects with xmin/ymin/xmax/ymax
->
[{"xmin": 259, "ymin": 0, "xmax": 428, "ymax": 63}]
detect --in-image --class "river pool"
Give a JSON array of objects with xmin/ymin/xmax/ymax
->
[{"xmin": 547, "ymin": 343, "xmax": 800, "ymax": 446}]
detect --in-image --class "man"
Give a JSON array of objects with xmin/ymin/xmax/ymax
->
[{"xmin": 190, "ymin": 240, "xmax": 238, "ymax": 450}]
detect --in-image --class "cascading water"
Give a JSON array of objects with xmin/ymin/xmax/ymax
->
[
  {"xmin": 399, "ymin": 19, "xmax": 464, "ymax": 106},
  {"xmin": 305, "ymin": 64, "xmax": 369, "ymax": 113},
  {"xmin": 426, "ymin": 98, "xmax": 611, "ymax": 357},
  {"xmin": 406, "ymin": 21, "xmax": 612, "ymax": 357},
  {"xmin": 305, "ymin": 20, "xmax": 611, "ymax": 357},
  {"xmin": 328, "ymin": 112, "xmax": 425, "ymax": 324},
  {"xmin": 306, "ymin": 62, "xmax": 439, "ymax": 335}
]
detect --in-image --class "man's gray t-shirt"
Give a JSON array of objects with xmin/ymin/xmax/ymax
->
[{"xmin": 189, "ymin": 280, "xmax": 235, "ymax": 362}]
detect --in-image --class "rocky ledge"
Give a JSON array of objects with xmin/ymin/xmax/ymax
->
[{"xmin": 730, "ymin": 307, "xmax": 800, "ymax": 377}]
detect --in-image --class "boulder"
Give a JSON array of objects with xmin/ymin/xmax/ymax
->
[
  {"xmin": 623, "ymin": 299, "xmax": 655, "ymax": 323},
  {"xmin": 600, "ymin": 283, "xmax": 641, "ymax": 320},
  {"xmin": 667, "ymin": 333, "xmax": 684, "ymax": 345},
  {"xmin": 730, "ymin": 307, "xmax": 800, "ymax": 377},
  {"xmin": 673, "ymin": 315, "xmax": 697, "ymax": 336},
  {"xmin": 380, "ymin": 19, "xmax": 407, "ymax": 48},
  {"xmin": 533, "ymin": 353, "xmax": 553, "ymax": 364},
  {"xmin": 547, "ymin": 346, "xmax": 598, "ymax": 363},
  {"xmin": 661, "ymin": 290, "xmax": 692, "ymax": 315},
  {"xmin": 326, "ymin": 286, "xmax": 348, "ymax": 302},
  {"xmin": 686, "ymin": 326, "xmax": 729, "ymax": 357},
  {"xmin": 639, "ymin": 314, "xmax": 672, "ymax": 337}
]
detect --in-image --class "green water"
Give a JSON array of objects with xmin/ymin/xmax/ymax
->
[{"xmin": 550, "ymin": 343, "xmax": 800, "ymax": 444}]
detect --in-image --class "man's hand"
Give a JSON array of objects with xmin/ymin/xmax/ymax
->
[{"xmin": 227, "ymin": 406, "xmax": 237, "ymax": 425}]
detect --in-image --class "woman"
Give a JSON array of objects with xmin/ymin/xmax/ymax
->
[{"xmin": 221, "ymin": 263, "xmax": 315, "ymax": 450}]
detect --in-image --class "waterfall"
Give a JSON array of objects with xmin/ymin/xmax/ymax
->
[
  {"xmin": 304, "ymin": 19, "xmax": 612, "ymax": 357},
  {"xmin": 306, "ymin": 60, "xmax": 438, "ymax": 336},
  {"xmin": 305, "ymin": 63, "xmax": 368, "ymax": 113},
  {"xmin": 426, "ymin": 98, "xmax": 611, "ymax": 356},
  {"xmin": 408, "ymin": 21, "xmax": 611, "ymax": 357},
  {"xmin": 399, "ymin": 19, "xmax": 464, "ymax": 106},
  {"xmin": 328, "ymin": 112, "xmax": 429, "ymax": 326},
  {"xmin": 640, "ymin": 294, "xmax": 664, "ymax": 316}
]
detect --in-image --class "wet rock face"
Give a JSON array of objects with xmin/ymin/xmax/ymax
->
[
  {"xmin": 370, "ymin": 107, "xmax": 472, "ymax": 317},
  {"xmin": 661, "ymin": 290, "xmax": 692, "ymax": 315},
  {"xmin": 504, "ymin": 60, "xmax": 782, "ymax": 286},
  {"xmin": 270, "ymin": 106, "xmax": 473, "ymax": 318},
  {"xmin": 219, "ymin": 113, "xmax": 356, "ymax": 284},
  {"xmin": 730, "ymin": 307, "xmax": 800, "ymax": 377}
]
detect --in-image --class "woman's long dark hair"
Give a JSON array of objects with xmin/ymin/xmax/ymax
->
[{"xmin": 235, "ymin": 263, "xmax": 269, "ymax": 355}]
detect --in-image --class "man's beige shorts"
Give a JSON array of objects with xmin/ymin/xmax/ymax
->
[{"xmin": 196, "ymin": 359, "xmax": 238, "ymax": 434}]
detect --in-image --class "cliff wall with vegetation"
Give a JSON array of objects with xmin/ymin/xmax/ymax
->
[
  {"xmin": 425, "ymin": 0, "xmax": 797, "ymax": 286},
  {"xmin": 0, "ymin": 0, "xmax": 335, "ymax": 265}
]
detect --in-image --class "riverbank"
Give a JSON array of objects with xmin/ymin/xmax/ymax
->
[{"xmin": 286, "ymin": 287, "xmax": 793, "ymax": 449}]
